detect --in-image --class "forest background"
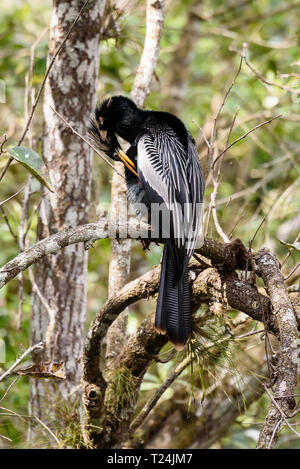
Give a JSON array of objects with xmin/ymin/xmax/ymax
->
[{"xmin": 0, "ymin": 0, "xmax": 299, "ymax": 449}]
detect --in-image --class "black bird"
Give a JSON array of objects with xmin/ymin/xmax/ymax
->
[{"xmin": 89, "ymin": 96, "xmax": 205, "ymax": 349}]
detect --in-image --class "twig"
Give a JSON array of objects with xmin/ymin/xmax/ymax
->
[
  {"xmin": 192, "ymin": 121, "xmax": 210, "ymax": 149},
  {"xmin": 281, "ymin": 232, "xmax": 300, "ymax": 268},
  {"xmin": 205, "ymin": 54, "xmax": 242, "ymax": 239},
  {"xmin": 231, "ymin": 43, "xmax": 300, "ymax": 96},
  {"xmin": 153, "ymin": 349, "xmax": 177, "ymax": 363},
  {"xmin": 129, "ymin": 355, "xmax": 191, "ymax": 435},
  {"xmin": 268, "ymin": 418, "xmax": 283, "ymax": 449},
  {"xmin": 0, "ymin": 206, "xmax": 18, "ymax": 243},
  {"xmin": 0, "ymin": 342, "xmax": 44, "ymax": 383},
  {"xmin": 28, "ymin": 268, "xmax": 55, "ymax": 342},
  {"xmin": 209, "ymin": 55, "xmax": 243, "ymax": 172},
  {"xmin": 49, "ymin": 106, "xmax": 126, "ymax": 180},
  {"xmin": 0, "ymin": 0, "xmax": 91, "ymax": 183},
  {"xmin": 228, "ymin": 1, "xmax": 300, "ymax": 29},
  {"xmin": 130, "ymin": 326, "xmax": 265, "ymax": 437},
  {"xmin": 0, "ymin": 406, "xmax": 26, "ymax": 422},
  {"xmin": 284, "ymin": 263, "xmax": 300, "ymax": 281},
  {"xmin": 0, "ymin": 433, "xmax": 12, "ymax": 442},
  {"xmin": 0, "ymin": 406, "xmax": 60, "ymax": 445},
  {"xmin": 0, "ymin": 376, "xmax": 20, "ymax": 403},
  {"xmin": 18, "ymin": 0, "xmax": 90, "ymax": 146},
  {"xmin": 264, "ymin": 385, "xmax": 300, "ymax": 439},
  {"xmin": 0, "ymin": 158, "xmax": 15, "ymax": 184},
  {"xmin": 0, "ymin": 184, "xmax": 27, "ymax": 208},
  {"xmin": 210, "ymin": 108, "xmax": 240, "ymax": 242},
  {"xmin": 0, "ymin": 134, "xmax": 7, "ymax": 156},
  {"xmin": 35, "ymin": 416, "xmax": 60, "ymax": 446},
  {"xmin": 212, "ymin": 114, "xmax": 282, "ymax": 170}
]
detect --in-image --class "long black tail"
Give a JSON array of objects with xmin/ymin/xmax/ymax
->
[{"xmin": 155, "ymin": 240, "xmax": 191, "ymax": 349}]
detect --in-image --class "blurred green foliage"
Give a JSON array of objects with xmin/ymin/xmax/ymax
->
[{"xmin": 0, "ymin": 0, "xmax": 299, "ymax": 449}]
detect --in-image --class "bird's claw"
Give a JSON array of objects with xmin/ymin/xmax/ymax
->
[{"xmin": 140, "ymin": 239, "xmax": 151, "ymax": 251}]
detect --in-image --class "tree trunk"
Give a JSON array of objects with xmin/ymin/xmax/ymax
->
[{"xmin": 30, "ymin": 0, "xmax": 106, "ymax": 421}]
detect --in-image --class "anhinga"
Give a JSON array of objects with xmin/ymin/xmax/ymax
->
[{"xmin": 89, "ymin": 96, "xmax": 205, "ymax": 349}]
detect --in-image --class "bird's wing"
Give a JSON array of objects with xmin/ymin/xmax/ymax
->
[
  {"xmin": 185, "ymin": 134, "xmax": 205, "ymax": 252},
  {"xmin": 137, "ymin": 123, "xmax": 204, "ymax": 255}
]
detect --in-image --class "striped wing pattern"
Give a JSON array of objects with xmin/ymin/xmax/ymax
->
[{"xmin": 137, "ymin": 119, "xmax": 204, "ymax": 256}]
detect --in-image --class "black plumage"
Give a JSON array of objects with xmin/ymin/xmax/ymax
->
[{"xmin": 88, "ymin": 96, "xmax": 205, "ymax": 349}]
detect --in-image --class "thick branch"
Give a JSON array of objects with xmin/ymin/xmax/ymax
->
[
  {"xmin": 255, "ymin": 249, "xmax": 299, "ymax": 449},
  {"xmin": 81, "ymin": 253, "xmax": 295, "ymax": 447},
  {"xmin": 0, "ymin": 222, "xmax": 249, "ymax": 289},
  {"xmin": 0, "ymin": 220, "xmax": 147, "ymax": 289}
]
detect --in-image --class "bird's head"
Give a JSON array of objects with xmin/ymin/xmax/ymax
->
[
  {"xmin": 88, "ymin": 98, "xmax": 122, "ymax": 160},
  {"xmin": 88, "ymin": 96, "xmax": 141, "ymax": 175},
  {"xmin": 94, "ymin": 96, "xmax": 143, "ymax": 144}
]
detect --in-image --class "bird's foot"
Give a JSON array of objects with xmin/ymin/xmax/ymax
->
[{"xmin": 140, "ymin": 239, "xmax": 151, "ymax": 251}]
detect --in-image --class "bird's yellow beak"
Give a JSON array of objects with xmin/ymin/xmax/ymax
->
[{"xmin": 117, "ymin": 149, "xmax": 139, "ymax": 178}]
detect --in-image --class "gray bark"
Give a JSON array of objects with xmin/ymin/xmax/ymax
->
[{"xmin": 30, "ymin": 0, "xmax": 106, "ymax": 420}]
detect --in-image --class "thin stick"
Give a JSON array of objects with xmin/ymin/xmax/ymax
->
[
  {"xmin": 0, "ymin": 376, "xmax": 20, "ymax": 403},
  {"xmin": 268, "ymin": 418, "xmax": 283, "ymax": 449},
  {"xmin": 35, "ymin": 416, "xmax": 60, "ymax": 446},
  {"xmin": 129, "ymin": 355, "xmax": 191, "ymax": 434},
  {"xmin": 0, "ymin": 0, "xmax": 91, "ymax": 183},
  {"xmin": 210, "ymin": 108, "xmax": 240, "ymax": 242},
  {"xmin": 208, "ymin": 55, "xmax": 243, "ymax": 172},
  {"xmin": 0, "ymin": 184, "xmax": 27, "ymax": 207},
  {"xmin": 203, "ymin": 55, "xmax": 243, "ymax": 238},
  {"xmin": 281, "ymin": 232, "xmax": 300, "ymax": 268},
  {"xmin": 130, "ymin": 327, "xmax": 264, "ymax": 436},
  {"xmin": 0, "ymin": 406, "xmax": 60, "ymax": 445},
  {"xmin": 0, "ymin": 433, "xmax": 12, "ymax": 442},
  {"xmin": 18, "ymin": 0, "xmax": 90, "ymax": 146},
  {"xmin": 213, "ymin": 114, "xmax": 282, "ymax": 170},
  {"xmin": 0, "ymin": 342, "xmax": 44, "ymax": 383},
  {"xmin": 264, "ymin": 385, "xmax": 300, "ymax": 439},
  {"xmin": 0, "ymin": 134, "xmax": 7, "ymax": 156},
  {"xmin": 284, "ymin": 262, "xmax": 300, "ymax": 281},
  {"xmin": 0, "ymin": 206, "xmax": 18, "ymax": 243},
  {"xmin": 49, "ymin": 106, "xmax": 126, "ymax": 180},
  {"xmin": 231, "ymin": 43, "xmax": 300, "ymax": 96}
]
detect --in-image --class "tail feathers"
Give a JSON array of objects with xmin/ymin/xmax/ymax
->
[{"xmin": 155, "ymin": 241, "xmax": 191, "ymax": 349}]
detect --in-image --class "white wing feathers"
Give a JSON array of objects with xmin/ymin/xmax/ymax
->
[{"xmin": 137, "ymin": 124, "xmax": 204, "ymax": 256}]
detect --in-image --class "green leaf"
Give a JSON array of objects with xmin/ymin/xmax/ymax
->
[
  {"xmin": 278, "ymin": 239, "xmax": 300, "ymax": 252},
  {"xmin": 7, "ymin": 146, "xmax": 53, "ymax": 192}
]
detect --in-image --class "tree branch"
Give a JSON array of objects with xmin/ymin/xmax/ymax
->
[
  {"xmin": 255, "ymin": 249, "xmax": 299, "ymax": 448},
  {"xmin": 0, "ymin": 221, "xmax": 250, "ymax": 289}
]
